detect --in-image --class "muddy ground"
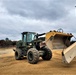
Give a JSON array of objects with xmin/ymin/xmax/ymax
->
[{"xmin": 0, "ymin": 47, "xmax": 76, "ymax": 75}]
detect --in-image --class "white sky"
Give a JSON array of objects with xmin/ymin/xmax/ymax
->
[{"xmin": 0, "ymin": 0, "xmax": 76, "ymax": 40}]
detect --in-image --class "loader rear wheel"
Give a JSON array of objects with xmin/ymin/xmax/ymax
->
[
  {"xmin": 15, "ymin": 48, "xmax": 23, "ymax": 60},
  {"xmin": 27, "ymin": 48, "xmax": 39, "ymax": 64},
  {"xmin": 42, "ymin": 47, "xmax": 52, "ymax": 60}
]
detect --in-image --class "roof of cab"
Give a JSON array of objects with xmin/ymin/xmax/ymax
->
[{"xmin": 22, "ymin": 32, "xmax": 36, "ymax": 34}]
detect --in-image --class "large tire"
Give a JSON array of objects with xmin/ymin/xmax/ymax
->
[
  {"xmin": 15, "ymin": 48, "xmax": 23, "ymax": 60},
  {"xmin": 27, "ymin": 48, "xmax": 39, "ymax": 64},
  {"xmin": 42, "ymin": 47, "xmax": 52, "ymax": 60}
]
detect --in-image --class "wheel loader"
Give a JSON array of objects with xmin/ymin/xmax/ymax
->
[
  {"xmin": 13, "ymin": 32, "xmax": 52, "ymax": 64},
  {"xmin": 13, "ymin": 29, "xmax": 76, "ymax": 64}
]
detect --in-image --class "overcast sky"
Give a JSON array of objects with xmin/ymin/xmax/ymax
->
[{"xmin": 0, "ymin": 0, "xmax": 76, "ymax": 40}]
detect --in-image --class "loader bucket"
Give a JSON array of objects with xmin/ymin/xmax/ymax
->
[
  {"xmin": 45, "ymin": 31, "xmax": 73, "ymax": 50},
  {"xmin": 62, "ymin": 42, "xmax": 76, "ymax": 63}
]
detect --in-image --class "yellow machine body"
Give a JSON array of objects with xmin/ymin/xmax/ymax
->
[
  {"xmin": 44, "ymin": 31, "xmax": 76, "ymax": 64},
  {"xmin": 45, "ymin": 31, "xmax": 73, "ymax": 50}
]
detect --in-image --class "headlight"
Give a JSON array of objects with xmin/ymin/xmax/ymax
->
[{"xmin": 29, "ymin": 43, "xmax": 32, "ymax": 45}]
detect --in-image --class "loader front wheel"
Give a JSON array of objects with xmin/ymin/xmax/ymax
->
[
  {"xmin": 27, "ymin": 48, "xmax": 39, "ymax": 64},
  {"xmin": 42, "ymin": 47, "xmax": 52, "ymax": 60},
  {"xmin": 15, "ymin": 48, "xmax": 23, "ymax": 60}
]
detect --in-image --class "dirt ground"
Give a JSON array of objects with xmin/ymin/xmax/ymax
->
[{"xmin": 0, "ymin": 47, "xmax": 76, "ymax": 75}]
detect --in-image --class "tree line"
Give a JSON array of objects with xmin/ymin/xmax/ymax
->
[{"xmin": 0, "ymin": 38, "xmax": 16, "ymax": 48}]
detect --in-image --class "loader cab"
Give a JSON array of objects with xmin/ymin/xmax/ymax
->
[{"xmin": 22, "ymin": 32, "xmax": 36, "ymax": 43}]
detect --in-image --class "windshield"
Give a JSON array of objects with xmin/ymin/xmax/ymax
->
[{"xmin": 27, "ymin": 33, "xmax": 35, "ymax": 42}]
